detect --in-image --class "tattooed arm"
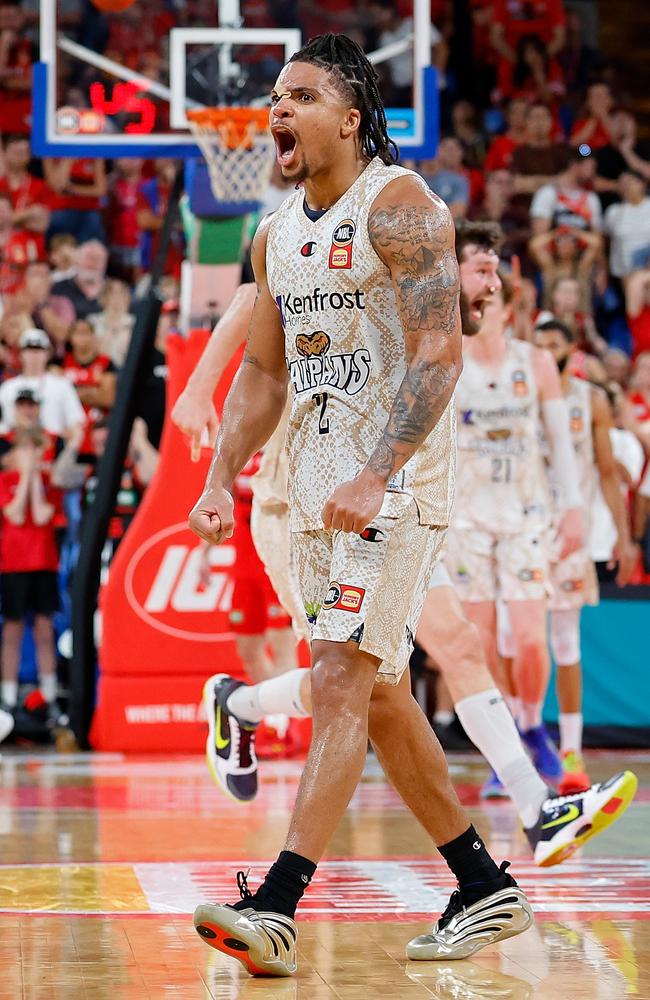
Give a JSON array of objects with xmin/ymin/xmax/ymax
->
[
  {"xmin": 323, "ymin": 177, "xmax": 461, "ymax": 532},
  {"xmin": 189, "ymin": 216, "xmax": 288, "ymax": 545}
]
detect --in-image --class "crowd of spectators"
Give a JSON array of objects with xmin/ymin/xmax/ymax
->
[{"xmin": 0, "ymin": 0, "xmax": 649, "ymax": 740}]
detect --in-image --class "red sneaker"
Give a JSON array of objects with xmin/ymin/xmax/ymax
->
[{"xmin": 558, "ymin": 750, "xmax": 591, "ymax": 794}]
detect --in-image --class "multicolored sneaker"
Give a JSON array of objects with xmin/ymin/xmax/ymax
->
[
  {"xmin": 203, "ymin": 674, "xmax": 258, "ymax": 802},
  {"xmin": 480, "ymin": 769, "xmax": 509, "ymax": 800},
  {"xmin": 521, "ymin": 725, "xmax": 563, "ymax": 783},
  {"xmin": 406, "ymin": 862, "xmax": 533, "ymax": 960},
  {"xmin": 194, "ymin": 872, "xmax": 298, "ymax": 976},
  {"xmin": 526, "ymin": 770, "xmax": 638, "ymax": 867},
  {"xmin": 558, "ymin": 750, "xmax": 591, "ymax": 794}
]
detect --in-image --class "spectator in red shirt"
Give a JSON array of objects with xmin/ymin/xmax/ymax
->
[
  {"xmin": 0, "ymin": 5, "xmax": 33, "ymax": 134},
  {"xmin": 63, "ymin": 318, "xmax": 117, "ymax": 457},
  {"xmin": 137, "ymin": 159, "xmax": 185, "ymax": 279},
  {"xmin": 0, "ymin": 192, "xmax": 42, "ymax": 296},
  {"xmin": 0, "ymin": 135, "xmax": 51, "ymax": 257},
  {"xmin": 571, "ymin": 82, "xmax": 615, "ymax": 152},
  {"xmin": 507, "ymin": 33, "xmax": 565, "ymax": 105},
  {"xmin": 625, "ymin": 269, "xmax": 650, "ymax": 360},
  {"xmin": 485, "ymin": 98, "xmax": 528, "ymax": 172},
  {"xmin": 490, "ymin": 0, "xmax": 565, "ymax": 100},
  {"xmin": 105, "ymin": 158, "xmax": 143, "ymax": 282},
  {"xmin": 43, "ymin": 157, "xmax": 107, "ymax": 244},
  {"xmin": 0, "ymin": 426, "xmax": 63, "ymax": 716}
]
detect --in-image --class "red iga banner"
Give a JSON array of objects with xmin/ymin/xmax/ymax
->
[{"xmin": 92, "ymin": 328, "xmax": 245, "ymax": 751}]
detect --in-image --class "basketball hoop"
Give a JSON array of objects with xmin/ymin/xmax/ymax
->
[{"xmin": 187, "ymin": 106, "xmax": 275, "ymax": 212}]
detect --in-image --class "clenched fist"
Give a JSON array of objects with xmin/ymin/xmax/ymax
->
[{"xmin": 188, "ymin": 485, "xmax": 234, "ymax": 545}]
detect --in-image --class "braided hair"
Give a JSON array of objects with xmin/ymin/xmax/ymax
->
[{"xmin": 288, "ymin": 33, "xmax": 399, "ymax": 165}]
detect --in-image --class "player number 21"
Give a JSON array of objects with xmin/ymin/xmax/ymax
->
[
  {"xmin": 491, "ymin": 457, "xmax": 512, "ymax": 483},
  {"xmin": 312, "ymin": 392, "xmax": 330, "ymax": 435}
]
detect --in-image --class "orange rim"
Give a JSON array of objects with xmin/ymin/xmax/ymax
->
[{"xmin": 187, "ymin": 106, "xmax": 270, "ymax": 150}]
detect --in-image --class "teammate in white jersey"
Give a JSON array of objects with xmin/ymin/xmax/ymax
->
[
  {"xmin": 534, "ymin": 319, "xmax": 637, "ymax": 792},
  {"xmin": 174, "ymin": 223, "xmax": 637, "ymax": 871},
  {"xmin": 187, "ymin": 33, "xmax": 533, "ymax": 974},
  {"xmin": 446, "ymin": 260, "xmax": 584, "ymax": 793}
]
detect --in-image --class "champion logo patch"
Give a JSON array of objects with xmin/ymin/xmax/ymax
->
[
  {"xmin": 329, "ymin": 218, "xmax": 355, "ymax": 269},
  {"xmin": 301, "ymin": 241, "xmax": 317, "ymax": 257}
]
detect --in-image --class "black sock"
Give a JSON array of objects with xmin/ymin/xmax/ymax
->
[
  {"xmin": 438, "ymin": 825, "xmax": 508, "ymax": 907},
  {"xmin": 234, "ymin": 851, "xmax": 317, "ymax": 919}
]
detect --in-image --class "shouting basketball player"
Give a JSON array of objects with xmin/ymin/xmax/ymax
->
[{"xmin": 188, "ymin": 34, "xmax": 534, "ymax": 974}]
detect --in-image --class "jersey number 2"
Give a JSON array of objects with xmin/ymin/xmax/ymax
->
[{"xmin": 312, "ymin": 392, "xmax": 330, "ymax": 435}]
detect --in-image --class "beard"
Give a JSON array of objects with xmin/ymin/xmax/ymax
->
[{"xmin": 459, "ymin": 291, "xmax": 480, "ymax": 337}]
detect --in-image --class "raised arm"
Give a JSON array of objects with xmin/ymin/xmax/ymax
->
[
  {"xmin": 171, "ymin": 282, "xmax": 255, "ymax": 459},
  {"xmin": 591, "ymin": 386, "xmax": 637, "ymax": 584},
  {"xmin": 322, "ymin": 178, "xmax": 461, "ymax": 532},
  {"xmin": 188, "ymin": 217, "xmax": 288, "ymax": 545}
]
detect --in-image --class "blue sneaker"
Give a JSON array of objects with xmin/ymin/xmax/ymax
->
[
  {"xmin": 480, "ymin": 769, "xmax": 509, "ymax": 800},
  {"xmin": 521, "ymin": 725, "xmax": 562, "ymax": 783}
]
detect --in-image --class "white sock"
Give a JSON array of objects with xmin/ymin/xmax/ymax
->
[
  {"xmin": 520, "ymin": 701, "xmax": 543, "ymax": 731},
  {"xmin": 1, "ymin": 680, "xmax": 18, "ymax": 708},
  {"xmin": 433, "ymin": 710, "xmax": 454, "ymax": 726},
  {"xmin": 40, "ymin": 673, "xmax": 57, "ymax": 704},
  {"xmin": 505, "ymin": 695, "xmax": 521, "ymax": 724},
  {"xmin": 559, "ymin": 712, "xmax": 583, "ymax": 754},
  {"xmin": 455, "ymin": 688, "xmax": 547, "ymax": 828},
  {"xmin": 227, "ymin": 669, "xmax": 310, "ymax": 723}
]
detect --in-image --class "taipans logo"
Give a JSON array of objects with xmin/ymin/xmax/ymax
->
[
  {"xmin": 295, "ymin": 331, "xmax": 331, "ymax": 357},
  {"xmin": 301, "ymin": 241, "xmax": 317, "ymax": 257},
  {"xmin": 512, "ymin": 369, "xmax": 528, "ymax": 397},
  {"xmin": 329, "ymin": 218, "xmax": 356, "ymax": 269},
  {"xmin": 124, "ymin": 522, "xmax": 236, "ymax": 641},
  {"xmin": 289, "ymin": 333, "xmax": 371, "ymax": 396}
]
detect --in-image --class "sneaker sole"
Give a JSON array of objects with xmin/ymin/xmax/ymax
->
[
  {"xmin": 537, "ymin": 770, "xmax": 638, "ymax": 868},
  {"xmin": 193, "ymin": 903, "xmax": 296, "ymax": 976},
  {"xmin": 202, "ymin": 674, "xmax": 256, "ymax": 804}
]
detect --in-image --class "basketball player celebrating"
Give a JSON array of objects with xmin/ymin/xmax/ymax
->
[
  {"xmin": 534, "ymin": 319, "xmax": 637, "ymax": 792},
  {"xmin": 188, "ymin": 35, "xmax": 534, "ymax": 973},
  {"xmin": 445, "ymin": 264, "xmax": 581, "ymax": 791},
  {"xmin": 175, "ymin": 226, "xmax": 637, "ymax": 869}
]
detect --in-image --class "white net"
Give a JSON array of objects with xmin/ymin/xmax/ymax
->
[{"xmin": 189, "ymin": 114, "xmax": 275, "ymax": 206}]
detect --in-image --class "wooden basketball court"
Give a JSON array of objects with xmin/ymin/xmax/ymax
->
[{"xmin": 1, "ymin": 749, "xmax": 648, "ymax": 998}]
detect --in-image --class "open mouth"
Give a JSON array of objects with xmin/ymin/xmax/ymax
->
[
  {"xmin": 272, "ymin": 126, "xmax": 298, "ymax": 167},
  {"xmin": 470, "ymin": 296, "xmax": 487, "ymax": 324}
]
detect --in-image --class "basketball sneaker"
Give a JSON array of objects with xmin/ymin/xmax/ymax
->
[
  {"xmin": 194, "ymin": 872, "xmax": 298, "ymax": 977},
  {"xmin": 521, "ymin": 725, "xmax": 563, "ymax": 783},
  {"xmin": 558, "ymin": 750, "xmax": 590, "ymax": 794},
  {"xmin": 480, "ymin": 769, "xmax": 509, "ymax": 800},
  {"xmin": 526, "ymin": 770, "xmax": 638, "ymax": 867},
  {"xmin": 203, "ymin": 674, "xmax": 258, "ymax": 802},
  {"xmin": 406, "ymin": 862, "xmax": 533, "ymax": 961}
]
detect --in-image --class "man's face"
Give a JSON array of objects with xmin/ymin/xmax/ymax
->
[
  {"xmin": 534, "ymin": 326, "xmax": 572, "ymax": 369},
  {"xmin": 20, "ymin": 345, "xmax": 48, "ymax": 374},
  {"xmin": 4, "ymin": 139, "xmax": 30, "ymax": 171},
  {"xmin": 24, "ymin": 263, "xmax": 52, "ymax": 301},
  {"xmin": 620, "ymin": 171, "xmax": 645, "ymax": 203},
  {"xmin": 437, "ymin": 137, "xmax": 463, "ymax": 171},
  {"xmin": 486, "ymin": 170, "xmax": 513, "ymax": 199},
  {"xmin": 458, "ymin": 246, "xmax": 500, "ymax": 335},
  {"xmin": 270, "ymin": 62, "xmax": 360, "ymax": 184},
  {"xmin": 573, "ymin": 156, "xmax": 595, "ymax": 186},
  {"xmin": 526, "ymin": 106, "xmax": 552, "ymax": 142},
  {"xmin": 14, "ymin": 399, "xmax": 40, "ymax": 428},
  {"xmin": 77, "ymin": 242, "xmax": 107, "ymax": 277}
]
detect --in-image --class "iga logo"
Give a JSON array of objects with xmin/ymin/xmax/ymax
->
[{"xmin": 125, "ymin": 522, "xmax": 235, "ymax": 641}]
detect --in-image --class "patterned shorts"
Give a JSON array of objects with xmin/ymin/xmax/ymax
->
[
  {"xmin": 548, "ymin": 549, "xmax": 599, "ymax": 611},
  {"xmin": 292, "ymin": 498, "xmax": 446, "ymax": 685},
  {"xmin": 446, "ymin": 523, "xmax": 549, "ymax": 603},
  {"xmin": 250, "ymin": 501, "xmax": 311, "ymax": 642}
]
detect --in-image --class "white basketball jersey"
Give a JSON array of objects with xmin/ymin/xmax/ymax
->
[
  {"xmin": 265, "ymin": 157, "xmax": 456, "ymax": 531},
  {"xmin": 546, "ymin": 376, "xmax": 596, "ymax": 526},
  {"xmin": 454, "ymin": 338, "xmax": 547, "ymax": 533}
]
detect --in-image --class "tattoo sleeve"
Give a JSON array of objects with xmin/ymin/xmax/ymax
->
[{"xmin": 366, "ymin": 196, "xmax": 461, "ymax": 480}]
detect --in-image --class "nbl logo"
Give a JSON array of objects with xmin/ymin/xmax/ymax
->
[{"xmin": 329, "ymin": 218, "xmax": 356, "ymax": 269}]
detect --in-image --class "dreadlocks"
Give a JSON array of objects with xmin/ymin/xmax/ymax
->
[{"xmin": 288, "ymin": 33, "xmax": 399, "ymax": 166}]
